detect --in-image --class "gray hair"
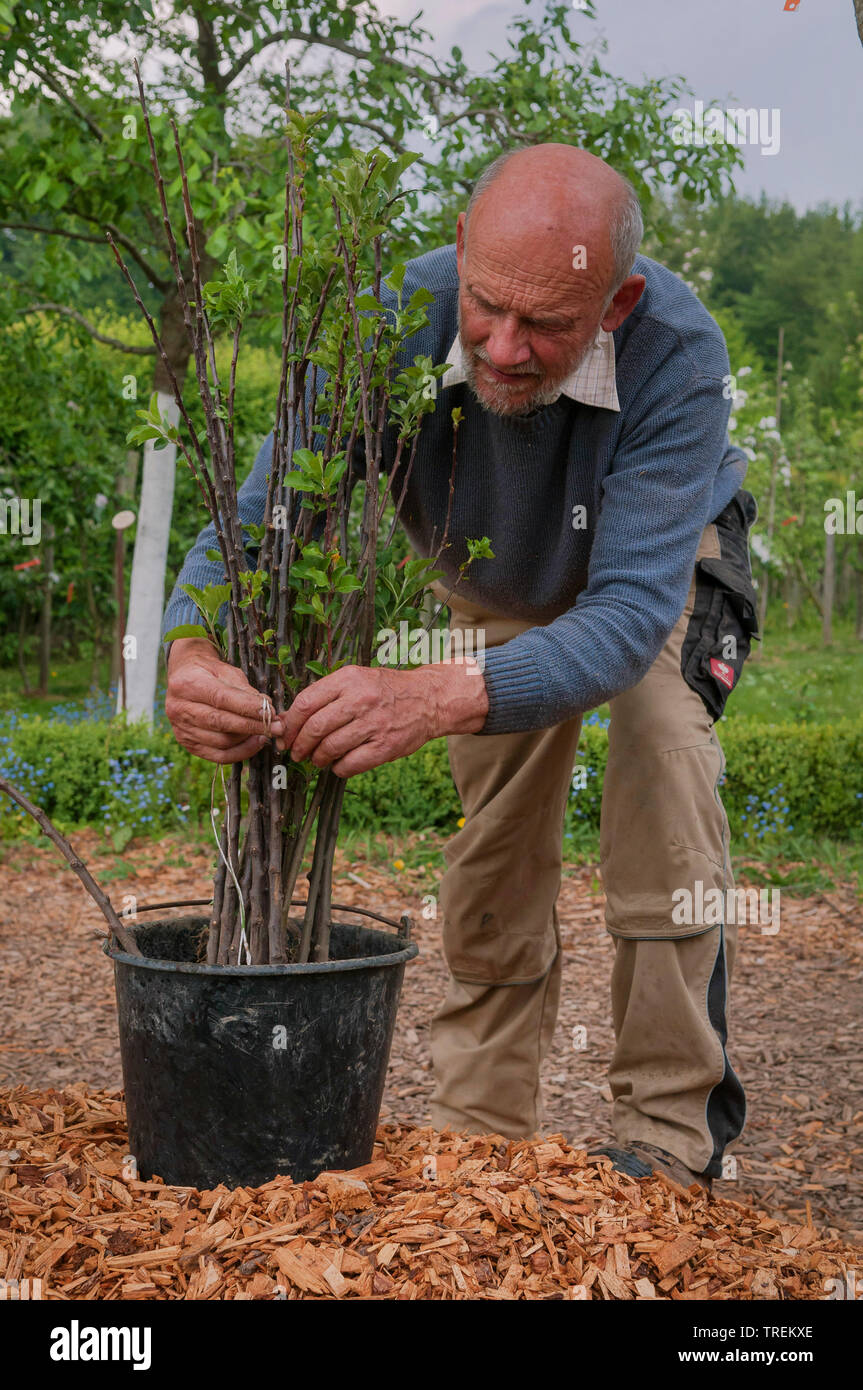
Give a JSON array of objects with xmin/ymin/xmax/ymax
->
[{"xmin": 464, "ymin": 150, "xmax": 644, "ymax": 303}]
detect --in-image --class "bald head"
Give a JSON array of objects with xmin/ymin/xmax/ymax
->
[
  {"xmin": 454, "ymin": 144, "xmax": 646, "ymax": 417},
  {"xmin": 464, "ymin": 145, "xmax": 642, "ymax": 304}
]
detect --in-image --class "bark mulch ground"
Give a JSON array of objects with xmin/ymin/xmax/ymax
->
[
  {"xmin": 1, "ymin": 1086, "xmax": 859, "ymax": 1300},
  {"xmin": 1, "ymin": 828, "xmax": 861, "ymax": 1291}
]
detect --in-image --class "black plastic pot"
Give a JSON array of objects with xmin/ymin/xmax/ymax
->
[{"xmin": 105, "ymin": 902, "xmax": 418, "ymax": 1189}]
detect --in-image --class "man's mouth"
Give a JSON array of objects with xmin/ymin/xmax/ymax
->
[{"xmin": 478, "ymin": 358, "xmax": 537, "ymax": 386}]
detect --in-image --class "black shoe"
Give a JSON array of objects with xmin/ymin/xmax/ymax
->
[{"xmin": 589, "ymin": 1141, "xmax": 712, "ymax": 1193}]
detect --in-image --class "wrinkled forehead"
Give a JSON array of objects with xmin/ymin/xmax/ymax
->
[
  {"xmin": 464, "ymin": 235, "xmax": 612, "ymax": 316},
  {"xmin": 464, "ymin": 192, "xmax": 616, "ymax": 306}
]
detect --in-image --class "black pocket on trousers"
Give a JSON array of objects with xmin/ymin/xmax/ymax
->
[{"xmin": 680, "ymin": 499, "xmax": 760, "ymax": 723}]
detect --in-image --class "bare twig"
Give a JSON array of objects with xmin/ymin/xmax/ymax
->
[{"xmin": 0, "ymin": 777, "xmax": 142, "ymax": 956}]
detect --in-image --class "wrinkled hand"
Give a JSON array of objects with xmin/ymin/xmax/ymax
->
[
  {"xmin": 165, "ymin": 638, "xmax": 277, "ymax": 764},
  {"xmin": 276, "ymin": 661, "xmax": 489, "ymax": 777}
]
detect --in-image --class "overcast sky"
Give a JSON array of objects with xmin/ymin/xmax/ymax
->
[{"xmin": 380, "ymin": 0, "xmax": 862, "ymax": 213}]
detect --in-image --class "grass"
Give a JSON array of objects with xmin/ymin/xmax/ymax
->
[
  {"xmin": 0, "ymin": 653, "xmax": 117, "ymax": 718},
  {"xmin": 723, "ymin": 618, "xmax": 863, "ymax": 725}
]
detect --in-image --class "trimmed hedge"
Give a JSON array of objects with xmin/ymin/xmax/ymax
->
[
  {"xmin": 1, "ymin": 712, "xmax": 862, "ymax": 847},
  {"xmin": 0, "ymin": 717, "xmax": 212, "ymax": 844}
]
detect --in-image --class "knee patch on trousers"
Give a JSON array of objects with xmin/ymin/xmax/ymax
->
[
  {"xmin": 601, "ymin": 739, "xmax": 731, "ymax": 941},
  {"xmin": 439, "ymin": 806, "xmax": 562, "ymax": 984}
]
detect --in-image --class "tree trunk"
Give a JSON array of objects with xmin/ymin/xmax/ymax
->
[
  {"xmin": 839, "ymin": 544, "xmax": 852, "ymax": 613},
  {"xmin": 38, "ymin": 523, "xmax": 55, "ymax": 695},
  {"xmin": 822, "ymin": 528, "xmax": 835, "ymax": 647},
  {"xmin": 755, "ymin": 327, "xmax": 784, "ymax": 650},
  {"xmin": 90, "ymin": 638, "xmax": 103, "ymax": 691},
  {"xmin": 17, "ymin": 603, "xmax": 31, "ymax": 696},
  {"xmin": 112, "ymin": 450, "xmax": 140, "ymax": 690},
  {"xmin": 783, "ymin": 571, "xmax": 800, "ymax": 627},
  {"xmin": 121, "ymin": 268, "xmax": 212, "ymax": 722},
  {"xmin": 756, "ymin": 464, "xmax": 778, "ymax": 642},
  {"xmin": 122, "ymin": 395, "xmax": 179, "ymax": 721},
  {"xmin": 855, "ymin": 0, "xmax": 863, "ymax": 48}
]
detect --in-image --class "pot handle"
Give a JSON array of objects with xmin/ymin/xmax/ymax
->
[{"xmin": 133, "ymin": 897, "xmax": 414, "ymax": 941}]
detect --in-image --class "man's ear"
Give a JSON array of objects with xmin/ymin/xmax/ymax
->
[
  {"xmin": 601, "ymin": 274, "xmax": 646, "ymax": 333},
  {"xmin": 456, "ymin": 211, "xmax": 466, "ymax": 274}
]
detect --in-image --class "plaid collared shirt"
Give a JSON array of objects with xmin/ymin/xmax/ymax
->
[{"xmin": 438, "ymin": 328, "xmax": 621, "ymax": 412}]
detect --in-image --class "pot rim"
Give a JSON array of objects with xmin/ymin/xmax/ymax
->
[{"xmin": 103, "ymin": 900, "xmax": 419, "ymax": 976}]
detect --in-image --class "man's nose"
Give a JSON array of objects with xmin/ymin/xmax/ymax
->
[{"xmin": 484, "ymin": 317, "xmax": 532, "ymax": 369}]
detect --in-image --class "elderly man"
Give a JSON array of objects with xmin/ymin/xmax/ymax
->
[{"xmin": 163, "ymin": 145, "xmax": 758, "ymax": 1190}]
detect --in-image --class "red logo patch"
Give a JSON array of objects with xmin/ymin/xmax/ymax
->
[{"xmin": 710, "ymin": 657, "xmax": 735, "ymax": 690}]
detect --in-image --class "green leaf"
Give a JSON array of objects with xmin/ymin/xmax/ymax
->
[
  {"xmin": 28, "ymin": 172, "xmax": 51, "ymax": 203},
  {"xmin": 283, "ymin": 472, "xmax": 319, "ymax": 492},
  {"xmin": 322, "ymin": 454, "xmax": 348, "ymax": 492},
  {"xmin": 205, "ymin": 225, "xmax": 230, "ymax": 259},
  {"xmin": 355, "ymin": 291, "xmax": 385, "ymax": 312},
  {"xmin": 180, "ymin": 581, "xmax": 231, "ymax": 619},
  {"xmin": 408, "ymin": 286, "xmax": 435, "ymax": 311},
  {"xmin": 163, "ymin": 623, "xmax": 210, "ymax": 641},
  {"xmin": 125, "ymin": 423, "xmax": 164, "ymax": 446},
  {"xmin": 384, "ymin": 263, "xmax": 407, "ymax": 295},
  {"xmin": 465, "ymin": 536, "xmax": 494, "ymax": 562},
  {"xmin": 334, "ymin": 572, "xmax": 363, "ymax": 593}
]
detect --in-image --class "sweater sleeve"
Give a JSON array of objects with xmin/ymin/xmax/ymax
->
[
  {"xmin": 160, "ymin": 431, "xmax": 276, "ymax": 647},
  {"xmin": 478, "ymin": 362, "xmax": 746, "ymax": 735}
]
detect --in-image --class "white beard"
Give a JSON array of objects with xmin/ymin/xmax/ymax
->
[{"xmin": 457, "ymin": 309, "xmax": 591, "ymax": 418}]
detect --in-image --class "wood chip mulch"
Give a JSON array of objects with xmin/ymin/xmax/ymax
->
[
  {"xmin": 1, "ymin": 830, "xmax": 862, "ymax": 1242},
  {"xmin": 1, "ymin": 1085, "xmax": 859, "ymax": 1301}
]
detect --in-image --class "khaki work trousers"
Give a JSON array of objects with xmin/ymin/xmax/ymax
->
[{"xmin": 428, "ymin": 523, "xmax": 746, "ymax": 1179}]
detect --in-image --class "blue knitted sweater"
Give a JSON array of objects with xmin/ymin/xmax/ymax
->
[{"xmin": 162, "ymin": 245, "xmax": 747, "ymax": 735}]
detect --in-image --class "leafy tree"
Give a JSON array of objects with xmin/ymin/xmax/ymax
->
[
  {"xmin": 0, "ymin": 0, "xmax": 739, "ymax": 718},
  {"xmin": 646, "ymin": 193, "xmax": 863, "ymax": 418},
  {"xmin": 0, "ymin": 300, "xmax": 123, "ymax": 689}
]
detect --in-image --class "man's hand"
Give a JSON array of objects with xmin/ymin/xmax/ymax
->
[
  {"xmin": 166, "ymin": 638, "xmax": 278, "ymax": 764},
  {"xmin": 275, "ymin": 661, "xmax": 489, "ymax": 777}
]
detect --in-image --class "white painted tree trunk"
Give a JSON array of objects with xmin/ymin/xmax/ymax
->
[{"xmin": 120, "ymin": 392, "xmax": 180, "ymax": 722}]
